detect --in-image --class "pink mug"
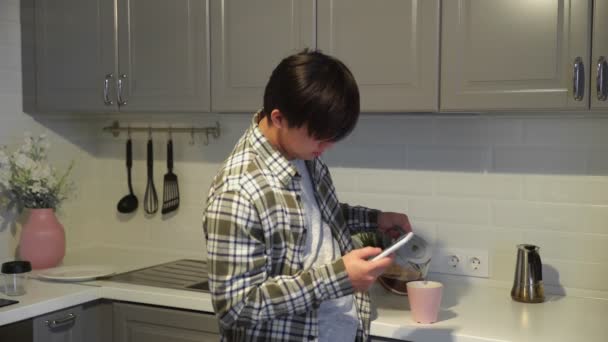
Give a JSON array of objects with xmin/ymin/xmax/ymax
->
[{"xmin": 406, "ymin": 280, "xmax": 443, "ymax": 324}]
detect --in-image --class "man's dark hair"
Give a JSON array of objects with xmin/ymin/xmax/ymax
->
[{"xmin": 261, "ymin": 49, "xmax": 360, "ymax": 142}]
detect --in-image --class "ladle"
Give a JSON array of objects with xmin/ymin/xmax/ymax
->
[{"xmin": 117, "ymin": 138, "xmax": 138, "ymax": 213}]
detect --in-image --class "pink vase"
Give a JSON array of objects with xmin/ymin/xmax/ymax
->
[{"xmin": 19, "ymin": 208, "xmax": 66, "ymax": 269}]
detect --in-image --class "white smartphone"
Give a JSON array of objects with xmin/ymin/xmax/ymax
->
[{"xmin": 370, "ymin": 231, "xmax": 414, "ymax": 261}]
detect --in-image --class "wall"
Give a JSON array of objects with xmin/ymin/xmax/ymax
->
[
  {"xmin": 0, "ymin": 0, "xmax": 99, "ymax": 263},
  {"xmin": 2, "ymin": 0, "xmax": 608, "ymax": 296}
]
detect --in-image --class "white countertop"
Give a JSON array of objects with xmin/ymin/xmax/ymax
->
[{"xmin": 2, "ymin": 245, "xmax": 608, "ymax": 342}]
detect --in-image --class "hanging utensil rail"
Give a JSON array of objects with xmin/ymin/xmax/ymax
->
[{"xmin": 102, "ymin": 120, "xmax": 221, "ymax": 145}]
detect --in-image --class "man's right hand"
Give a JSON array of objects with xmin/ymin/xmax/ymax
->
[{"xmin": 342, "ymin": 247, "xmax": 395, "ymax": 292}]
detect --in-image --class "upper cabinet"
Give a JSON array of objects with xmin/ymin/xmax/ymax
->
[
  {"xmin": 211, "ymin": 0, "xmax": 439, "ymax": 113},
  {"xmin": 210, "ymin": 0, "xmax": 314, "ymax": 112},
  {"xmin": 33, "ymin": 0, "xmax": 209, "ymax": 113},
  {"xmin": 317, "ymin": 0, "xmax": 440, "ymax": 112},
  {"xmin": 29, "ymin": 0, "xmax": 608, "ymax": 114},
  {"xmin": 591, "ymin": 0, "xmax": 608, "ymax": 110},
  {"xmin": 441, "ymin": 0, "xmax": 598, "ymax": 111}
]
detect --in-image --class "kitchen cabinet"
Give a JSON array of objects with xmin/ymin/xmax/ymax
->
[
  {"xmin": 211, "ymin": 0, "xmax": 438, "ymax": 113},
  {"xmin": 113, "ymin": 301, "xmax": 220, "ymax": 342},
  {"xmin": 32, "ymin": 0, "xmax": 209, "ymax": 113},
  {"xmin": 440, "ymin": 0, "xmax": 605, "ymax": 111},
  {"xmin": 591, "ymin": 0, "xmax": 608, "ymax": 110},
  {"xmin": 210, "ymin": 0, "xmax": 314, "ymax": 112},
  {"xmin": 33, "ymin": 300, "xmax": 112, "ymax": 342},
  {"xmin": 317, "ymin": 0, "xmax": 439, "ymax": 112},
  {"xmin": 0, "ymin": 319, "xmax": 33, "ymax": 341}
]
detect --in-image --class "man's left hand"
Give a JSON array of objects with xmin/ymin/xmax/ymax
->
[{"xmin": 377, "ymin": 211, "xmax": 412, "ymax": 238}]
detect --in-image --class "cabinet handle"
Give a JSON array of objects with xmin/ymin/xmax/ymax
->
[
  {"xmin": 103, "ymin": 73, "xmax": 114, "ymax": 105},
  {"xmin": 572, "ymin": 57, "xmax": 585, "ymax": 101},
  {"xmin": 117, "ymin": 74, "xmax": 128, "ymax": 105},
  {"xmin": 598, "ymin": 56, "xmax": 608, "ymax": 101},
  {"xmin": 45, "ymin": 313, "xmax": 76, "ymax": 329}
]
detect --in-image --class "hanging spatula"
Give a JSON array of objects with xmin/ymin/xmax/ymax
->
[{"xmin": 161, "ymin": 138, "xmax": 179, "ymax": 214}]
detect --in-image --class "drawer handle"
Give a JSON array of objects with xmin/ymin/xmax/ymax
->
[
  {"xmin": 45, "ymin": 313, "xmax": 76, "ymax": 329},
  {"xmin": 573, "ymin": 57, "xmax": 585, "ymax": 101}
]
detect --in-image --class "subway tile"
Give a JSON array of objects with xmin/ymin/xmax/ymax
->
[
  {"xmin": 523, "ymin": 118, "xmax": 592, "ymax": 146},
  {"xmin": 355, "ymin": 169, "xmax": 433, "ymax": 195},
  {"xmin": 524, "ymin": 175, "xmax": 608, "ymax": 204},
  {"xmin": 587, "ymin": 148, "xmax": 608, "ymax": 175},
  {"xmin": 588, "ymin": 118, "xmax": 608, "ymax": 146},
  {"xmin": 522, "ymin": 231, "xmax": 608, "ymax": 263},
  {"xmin": 328, "ymin": 144, "xmax": 406, "ymax": 169},
  {"xmin": 408, "ymin": 145, "xmax": 488, "ymax": 172},
  {"xmin": 433, "ymin": 117, "xmax": 485, "ymax": 145},
  {"xmin": 483, "ymin": 117, "xmax": 524, "ymax": 145},
  {"xmin": 0, "ymin": 0, "xmax": 20, "ymax": 23},
  {"xmin": 338, "ymin": 191, "xmax": 408, "ymax": 214},
  {"xmin": 436, "ymin": 172, "xmax": 522, "ymax": 199},
  {"xmin": 327, "ymin": 167, "xmax": 358, "ymax": 193},
  {"xmin": 492, "ymin": 201, "xmax": 608, "ymax": 234},
  {"xmin": 0, "ymin": 45, "xmax": 19, "ymax": 69},
  {"xmin": 0, "ymin": 70, "xmax": 21, "ymax": 94},
  {"xmin": 409, "ymin": 197, "xmax": 490, "ymax": 225},
  {"xmin": 436, "ymin": 223, "xmax": 524, "ymax": 254},
  {"xmin": 492, "ymin": 146, "xmax": 587, "ymax": 174},
  {"xmin": 348, "ymin": 116, "xmax": 433, "ymax": 145},
  {"xmin": 0, "ymin": 23, "xmax": 20, "ymax": 45}
]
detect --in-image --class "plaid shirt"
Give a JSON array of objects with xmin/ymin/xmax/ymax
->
[{"xmin": 203, "ymin": 114, "xmax": 379, "ymax": 341}]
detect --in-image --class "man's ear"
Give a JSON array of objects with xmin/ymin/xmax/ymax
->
[{"xmin": 270, "ymin": 109, "xmax": 286, "ymax": 129}]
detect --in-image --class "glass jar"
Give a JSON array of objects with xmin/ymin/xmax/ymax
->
[{"xmin": 1, "ymin": 261, "xmax": 32, "ymax": 296}]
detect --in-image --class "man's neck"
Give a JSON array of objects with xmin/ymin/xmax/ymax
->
[{"xmin": 258, "ymin": 117, "xmax": 290, "ymax": 159}]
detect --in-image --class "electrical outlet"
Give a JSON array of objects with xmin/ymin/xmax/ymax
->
[{"xmin": 432, "ymin": 248, "xmax": 489, "ymax": 278}]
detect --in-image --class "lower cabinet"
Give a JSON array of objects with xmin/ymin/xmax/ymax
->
[
  {"xmin": 33, "ymin": 300, "xmax": 112, "ymax": 342},
  {"xmin": 113, "ymin": 302, "xmax": 220, "ymax": 342}
]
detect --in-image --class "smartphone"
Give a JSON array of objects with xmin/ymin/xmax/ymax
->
[
  {"xmin": 0, "ymin": 298, "xmax": 19, "ymax": 308},
  {"xmin": 370, "ymin": 232, "xmax": 414, "ymax": 262}
]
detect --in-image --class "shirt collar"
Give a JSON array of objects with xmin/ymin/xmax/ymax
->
[{"xmin": 248, "ymin": 111, "xmax": 299, "ymax": 186}]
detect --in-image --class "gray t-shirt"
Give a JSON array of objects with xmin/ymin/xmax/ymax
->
[{"xmin": 293, "ymin": 160, "xmax": 358, "ymax": 342}]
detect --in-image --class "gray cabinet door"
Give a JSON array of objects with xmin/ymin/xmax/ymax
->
[
  {"xmin": 591, "ymin": 0, "xmax": 608, "ymax": 110},
  {"xmin": 317, "ymin": 0, "xmax": 440, "ymax": 112},
  {"xmin": 441, "ymin": 0, "xmax": 592, "ymax": 111},
  {"xmin": 117, "ymin": 0, "xmax": 210, "ymax": 112},
  {"xmin": 33, "ymin": 305, "xmax": 84, "ymax": 342},
  {"xmin": 210, "ymin": 0, "xmax": 314, "ymax": 112},
  {"xmin": 34, "ymin": 0, "xmax": 117, "ymax": 113},
  {"xmin": 113, "ymin": 302, "xmax": 220, "ymax": 342}
]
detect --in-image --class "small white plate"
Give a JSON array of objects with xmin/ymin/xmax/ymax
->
[{"xmin": 37, "ymin": 265, "xmax": 116, "ymax": 282}]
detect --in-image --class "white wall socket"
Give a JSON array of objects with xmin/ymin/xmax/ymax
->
[{"xmin": 431, "ymin": 248, "xmax": 489, "ymax": 278}]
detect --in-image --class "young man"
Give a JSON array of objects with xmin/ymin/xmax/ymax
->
[{"xmin": 203, "ymin": 50, "xmax": 411, "ymax": 341}]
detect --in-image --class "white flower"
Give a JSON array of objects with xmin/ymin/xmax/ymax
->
[
  {"xmin": 30, "ymin": 164, "xmax": 51, "ymax": 182},
  {"xmin": 15, "ymin": 153, "xmax": 36, "ymax": 171},
  {"xmin": 0, "ymin": 133, "xmax": 74, "ymax": 209}
]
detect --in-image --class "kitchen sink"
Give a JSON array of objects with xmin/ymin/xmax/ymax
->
[{"xmin": 109, "ymin": 259, "xmax": 209, "ymax": 293}]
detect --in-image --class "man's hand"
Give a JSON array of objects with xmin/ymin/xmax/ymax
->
[
  {"xmin": 377, "ymin": 211, "xmax": 412, "ymax": 238},
  {"xmin": 343, "ymin": 247, "xmax": 395, "ymax": 292}
]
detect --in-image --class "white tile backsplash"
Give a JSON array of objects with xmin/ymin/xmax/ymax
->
[{"xmin": 2, "ymin": 5, "xmax": 608, "ymax": 295}]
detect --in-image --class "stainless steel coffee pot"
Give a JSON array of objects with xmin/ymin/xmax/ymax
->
[{"xmin": 511, "ymin": 244, "xmax": 545, "ymax": 303}]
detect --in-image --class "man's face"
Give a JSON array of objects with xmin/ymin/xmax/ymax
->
[{"xmin": 278, "ymin": 124, "xmax": 335, "ymax": 160}]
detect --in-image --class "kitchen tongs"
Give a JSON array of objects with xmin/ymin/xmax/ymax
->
[{"xmin": 161, "ymin": 137, "xmax": 180, "ymax": 214}]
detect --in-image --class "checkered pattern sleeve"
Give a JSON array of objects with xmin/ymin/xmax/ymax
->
[
  {"xmin": 205, "ymin": 190, "xmax": 355, "ymax": 330},
  {"xmin": 340, "ymin": 203, "xmax": 380, "ymax": 234}
]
